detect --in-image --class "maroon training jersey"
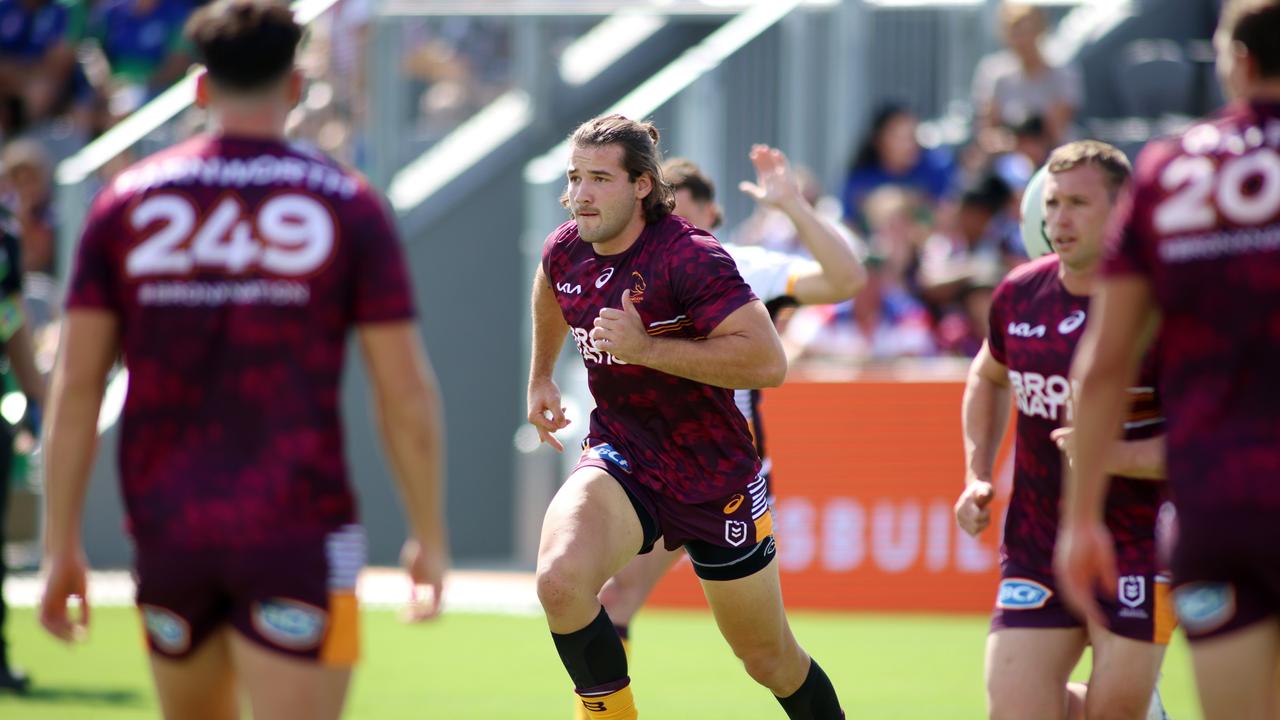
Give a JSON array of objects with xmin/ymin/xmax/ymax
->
[
  {"xmin": 66, "ymin": 134, "xmax": 415, "ymax": 548},
  {"xmin": 988, "ymin": 255, "xmax": 1166, "ymax": 575},
  {"xmin": 1105, "ymin": 100, "xmax": 1280, "ymax": 518},
  {"xmin": 542, "ymin": 214, "xmax": 762, "ymax": 503}
]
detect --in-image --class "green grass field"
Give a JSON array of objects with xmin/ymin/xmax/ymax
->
[{"xmin": 0, "ymin": 607, "xmax": 1202, "ymax": 719}]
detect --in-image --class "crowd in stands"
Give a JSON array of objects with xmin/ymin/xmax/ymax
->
[
  {"xmin": 0, "ymin": 0, "xmax": 1104, "ymax": 371},
  {"xmin": 732, "ymin": 1, "xmax": 1082, "ymax": 365}
]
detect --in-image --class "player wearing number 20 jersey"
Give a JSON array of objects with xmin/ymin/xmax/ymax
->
[{"xmin": 1105, "ymin": 97, "xmax": 1280, "ymax": 641}]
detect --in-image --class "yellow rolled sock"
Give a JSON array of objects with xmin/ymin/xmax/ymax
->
[{"xmin": 577, "ymin": 685, "xmax": 637, "ymax": 719}]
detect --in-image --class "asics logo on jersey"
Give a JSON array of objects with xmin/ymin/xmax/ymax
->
[
  {"xmin": 1058, "ymin": 310, "xmax": 1086, "ymax": 335},
  {"xmin": 996, "ymin": 579, "xmax": 1052, "ymax": 609},
  {"xmin": 595, "ymin": 267, "xmax": 615, "ymax": 288},
  {"xmin": 556, "ymin": 282, "xmax": 582, "ymax": 295},
  {"xmin": 1007, "ymin": 370, "xmax": 1074, "ymax": 422},
  {"xmin": 1008, "ymin": 322, "xmax": 1046, "ymax": 338}
]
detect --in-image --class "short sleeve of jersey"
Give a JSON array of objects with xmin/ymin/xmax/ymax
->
[
  {"xmin": 986, "ymin": 277, "xmax": 1012, "ymax": 365},
  {"xmin": 540, "ymin": 221, "xmax": 575, "ymax": 283},
  {"xmin": 725, "ymin": 244, "xmax": 815, "ymax": 304},
  {"xmin": 66, "ymin": 187, "xmax": 122, "ymax": 313},
  {"xmin": 349, "ymin": 187, "xmax": 416, "ymax": 323},
  {"xmin": 669, "ymin": 233, "xmax": 758, "ymax": 337}
]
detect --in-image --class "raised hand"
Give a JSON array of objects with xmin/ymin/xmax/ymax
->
[{"xmin": 738, "ymin": 144, "xmax": 805, "ymax": 212}]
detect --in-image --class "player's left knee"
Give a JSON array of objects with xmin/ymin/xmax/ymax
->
[{"xmin": 733, "ymin": 639, "xmax": 804, "ymax": 691}]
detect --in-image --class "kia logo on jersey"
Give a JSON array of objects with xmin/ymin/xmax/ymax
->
[
  {"xmin": 1058, "ymin": 310, "xmax": 1086, "ymax": 335},
  {"xmin": 1008, "ymin": 322, "xmax": 1046, "ymax": 338}
]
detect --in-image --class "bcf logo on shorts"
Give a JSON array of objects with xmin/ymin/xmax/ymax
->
[
  {"xmin": 589, "ymin": 443, "xmax": 631, "ymax": 473},
  {"xmin": 1174, "ymin": 583, "xmax": 1235, "ymax": 634},
  {"xmin": 997, "ymin": 578, "xmax": 1052, "ymax": 610},
  {"xmin": 1119, "ymin": 575, "xmax": 1146, "ymax": 609},
  {"xmin": 142, "ymin": 605, "xmax": 191, "ymax": 654},
  {"xmin": 252, "ymin": 598, "xmax": 327, "ymax": 651},
  {"xmin": 725, "ymin": 520, "xmax": 749, "ymax": 547}
]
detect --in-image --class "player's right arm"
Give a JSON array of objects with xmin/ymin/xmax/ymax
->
[
  {"xmin": 527, "ymin": 264, "xmax": 570, "ymax": 452},
  {"xmin": 738, "ymin": 145, "xmax": 865, "ymax": 304},
  {"xmin": 359, "ymin": 321, "xmax": 449, "ymax": 620},
  {"xmin": 40, "ymin": 309, "xmax": 119, "ymax": 642},
  {"xmin": 955, "ymin": 340, "xmax": 1010, "ymax": 537}
]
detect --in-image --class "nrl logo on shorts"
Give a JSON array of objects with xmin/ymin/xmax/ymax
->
[
  {"xmin": 724, "ymin": 520, "xmax": 749, "ymax": 547},
  {"xmin": 1118, "ymin": 575, "xmax": 1146, "ymax": 609},
  {"xmin": 252, "ymin": 598, "xmax": 327, "ymax": 651}
]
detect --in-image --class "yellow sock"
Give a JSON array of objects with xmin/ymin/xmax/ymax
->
[{"xmin": 577, "ymin": 685, "xmax": 637, "ymax": 719}]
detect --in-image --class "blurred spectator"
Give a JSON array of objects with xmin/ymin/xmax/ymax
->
[
  {"xmin": 402, "ymin": 17, "xmax": 512, "ymax": 141},
  {"xmin": 934, "ymin": 263, "xmax": 1002, "ymax": 358},
  {"xmin": 918, "ymin": 172, "xmax": 1021, "ymax": 307},
  {"xmin": 972, "ymin": 2, "xmax": 1082, "ymax": 148},
  {"xmin": 990, "ymin": 115, "xmax": 1052, "ymax": 193},
  {"xmin": 84, "ymin": 0, "xmax": 194, "ymax": 120},
  {"xmin": 860, "ymin": 185, "xmax": 931, "ymax": 299},
  {"xmin": 785, "ymin": 255, "xmax": 936, "ymax": 363},
  {"xmin": 0, "ymin": 139, "xmax": 53, "ymax": 274},
  {"xmin": 841, "ymin": 103, "xmax": 955, "ymax": 231},
  {"xmin": 0, "ymin": 0, "xmax": 82, "ymax": 135}
]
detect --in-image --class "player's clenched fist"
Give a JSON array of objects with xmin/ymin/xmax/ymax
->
[
  {"xmin": 954, "ymin": 480, "xmax": 995, "ymax": 537},
  {"xmin": 590, "ymin": 289, "xmax": 652, "ymax": 364},
  {"xmin": 527, "ymin": 377, "xmax": 570, "ymax": 452}
]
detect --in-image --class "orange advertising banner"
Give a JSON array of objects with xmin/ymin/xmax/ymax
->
[{"xmin": 648, "ymin": 379, "xmax": 1015, "ymax": 613}]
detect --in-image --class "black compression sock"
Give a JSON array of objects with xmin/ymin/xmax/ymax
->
[
  {"xmin": 551, "ymin": 606, "xmax": 629, "ymax": 691},
  {"xmin": 776, "ymin": 658, "xmax": 844, "ymax": 719}
]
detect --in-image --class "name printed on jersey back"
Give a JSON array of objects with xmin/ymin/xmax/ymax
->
[{"xmin": 114, "ymin": 152, "xmax": 360, "ymax": 200}]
